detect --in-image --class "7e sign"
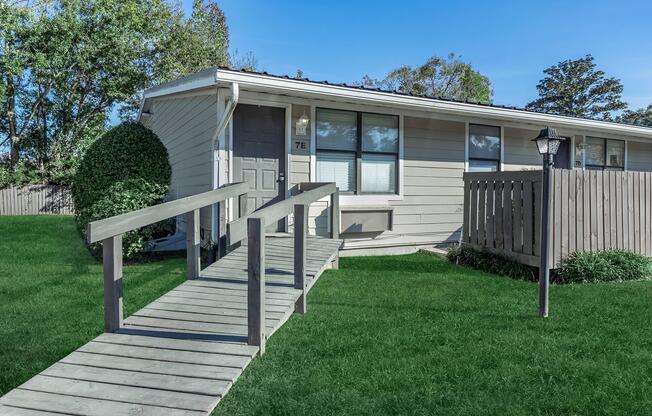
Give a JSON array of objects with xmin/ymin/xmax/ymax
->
[{"xmin": 294, "ymin": 139, "xmax": 308, "ymax": 152}]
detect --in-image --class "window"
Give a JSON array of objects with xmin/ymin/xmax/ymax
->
[
  {"xmin": 576, "ymin": 136, "xmax": 625, "ymax": 170},
  {"xmin": 468, "ymin": 124, "xmax": 501, "ymax": 172},
  {"xmin": 316, "ymin": 108, "xmax": 399, "ymax": 194}
]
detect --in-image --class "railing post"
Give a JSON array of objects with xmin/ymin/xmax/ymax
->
[
  {"xmin": 103, "ymin": 235, "xmax": 123, "ymax": 332},
  {"xmin": 330, "ymin": 188, "xmax": 340, "ymax": 239},
  {"xmin": 239, "ymin": 193, "xmax": 248, "ymax": 218},
  {"xmin": 247, "ymin": 217, "xmax": 266, "ymax": 354},
  {"xmin": 186, "ymin": 209, "xmax": 201, "ymax": 280},
  {"xmin": 294, "ymin": 204, "xmax": 307, "ymax": 314}
]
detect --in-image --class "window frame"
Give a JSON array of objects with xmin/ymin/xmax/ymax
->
[
  {"xmin": 583, "ymin": 136, "xmax": 625, "ymax": 171},
  {"xmin": 315, "ymin": 107, "xmax": 399, "ymax": 195},
  {"xmin": 467, "ymin": 123, "xmax": 502, "ymax": 172}
]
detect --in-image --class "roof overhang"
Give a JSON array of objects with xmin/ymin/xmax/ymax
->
[{"xmin": 139, "ymin": 68, "xmax": 652, "ymax": 139}]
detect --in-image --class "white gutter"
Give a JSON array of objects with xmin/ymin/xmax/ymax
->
[{"xmin": 211, "ymin": 77, "xmax": 239, "ymax": 247}]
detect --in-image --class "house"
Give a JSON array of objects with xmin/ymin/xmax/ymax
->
[{"xmin": 138, "ymin": 67, "xmax": 652, "ymax": 256}]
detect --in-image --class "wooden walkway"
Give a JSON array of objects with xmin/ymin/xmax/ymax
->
[{"xmin": 0, "ymin": 236, "xmax": 342, "ymax": 416}]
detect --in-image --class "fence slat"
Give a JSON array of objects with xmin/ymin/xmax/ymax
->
[
  {"xmin": 495, "ymin": 182, "xmax": 504, "ymax": 250},
  {"xmin": 502, "ymin": 181, "xmax": 513, "ymax": 252},
  {"xmin": 568, "ymin": 170, "xmax": 576, "ymax": 253},
  {"xmin": 628, "ymin": 172, "xmax": 635, "ymax": 250},
  {"xmin": 513, "ymin": 181, "xmax": 523, "ymax": 253},
  {"xmin": 478, "ymin": 181, "xmax": 486, "ymax": 246},
  {"xmin": 523, "ymin": 180, "xmax": 533, "ymax": 255},
  {"xmin": 462, "ymin": 180, "xmax": 470, "ymax": 243},
  {"xmin": 470, "ymin": 181, "xmax": 478, "ymax": 245},
  {"xmin": 486, "ymin": 181, "xmax": 495, "ymax": 249}
]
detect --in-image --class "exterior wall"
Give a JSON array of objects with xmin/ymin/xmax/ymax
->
[
  {"xmin": 289, "ymin": 104, "xmax": 311, "ymax": 186},
  {"xmin": 150, "ymin": 88, "xmax": 652, "ymax": 254},
  {"xmin": 627, "ymin": 141, "xmax": 652, "ymax": 172},
  {"xmin": 146, "ymin": 94, "xmax": 218, "ymax": 235},
  {"xmin": 308, "ymin": 116, "xmax": 466, "ymax": 250},
  {"xmin": 503, "ymin": 126, "xmax": 542, "ymax": 170}
]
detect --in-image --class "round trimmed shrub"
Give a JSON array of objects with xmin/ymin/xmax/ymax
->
[
  {"xmin": 73, "ymin": 122, "xmax": 171, "ymax": 258},
  {"xmin": 73, "ymin": 122, "xmax": 171, "ymax": 214}
]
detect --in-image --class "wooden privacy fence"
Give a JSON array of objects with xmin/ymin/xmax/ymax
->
[
  {"xmin": 463, "ymin": 170, "xmax": 542, "ymax": 267},
  {"xmin": 0, "ymin": 185, "xmax": 73, "ymax": 215},
  {"xmin": 463, "ymin": 169, "xmax": 652, "ymax": 268}
]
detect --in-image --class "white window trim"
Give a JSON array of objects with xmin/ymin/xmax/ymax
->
[
  {"xmin": 310, "ymin": 104, "xmax": 405, "ymax": 206},
  {"xmin": 465, "ymin": 122, "xmax": 503, "ymax": 172}
]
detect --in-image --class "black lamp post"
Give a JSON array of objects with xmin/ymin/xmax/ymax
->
[{"xmin": 532, "ymin": 127, "xmax": 564, "ymax": 318}]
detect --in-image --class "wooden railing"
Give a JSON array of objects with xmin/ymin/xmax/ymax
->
[
  {"xmin": 227, "ymin": 182, "xmax": 339, "ymax": 353},
  {"xmin": 463, "ymin": 169, "xmax": 652, "ymax": 268},
  {"xmin": 87, "ymin": 182, "xmax": 249, "ymax": 332}
]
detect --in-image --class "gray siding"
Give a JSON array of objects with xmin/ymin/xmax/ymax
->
[
  {"xmin": 627, "ymin": 141, "xmax": 652, "ymax": 171},
  {"xmin": 309, "ymin": 116, "xmax": 466, "ymax": 249},
  {"xmin": 503, "ymin": 126, "xmax": 542, "ymax": 170},
  {"xmin": 148, "ymin": 94, "xmax": 217, "ymax": 233}
]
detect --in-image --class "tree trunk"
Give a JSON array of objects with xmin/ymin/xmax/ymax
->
[{"xmin": 7, "ymin": 73, "xmax": 19, "ymax": 166}]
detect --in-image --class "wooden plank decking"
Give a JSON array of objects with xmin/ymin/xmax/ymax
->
[{"xmin": 0, "ymin": 236, "xmax": 342, "ymax": 416}]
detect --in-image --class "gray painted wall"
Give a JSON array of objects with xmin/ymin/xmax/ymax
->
[
  {"xmin": 146, "ymin": 94, "xmax": 217, "ymax": 236},
  {"xmin": 146, "ymin": 92, "xmax": 652, "ymax": 253}
]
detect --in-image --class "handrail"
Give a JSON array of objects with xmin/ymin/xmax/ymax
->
[
  {"xmin": 87, "ymin": 182, "xmax": 249, "ymax": 243},
  {"xmin": 243, "ymin": 181, "xmax": 340, "ymax": 354},
  {"xmin": 226, "ymin": 182, "xmax": 336, "ymax": 246},
  {"xmin": 91, "ymin": 181, "xmax": 248, "ymax": 334}
]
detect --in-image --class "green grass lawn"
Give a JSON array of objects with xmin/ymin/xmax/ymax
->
[
  {"xmin": 0, "ymin": 216, "xmax": 185, "ymax": 396},
  {"xmin": 3, "ymin": 216, "xmax": 652, "ymax": 415},
  {"xmin": 215, "ymin": 254, "xmax": 652, "ymax": 416}
]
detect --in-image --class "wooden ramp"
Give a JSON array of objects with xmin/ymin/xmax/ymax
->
[{"xmin": 0, "ymin": 236, "xmax": 341, "ymax": 416}]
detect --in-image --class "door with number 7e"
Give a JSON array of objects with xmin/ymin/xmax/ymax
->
[{"xmin": 233, "ymin": 104, "xmax": 286, "ymax": 231}]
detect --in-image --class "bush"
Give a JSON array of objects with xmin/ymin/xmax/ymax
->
[
  {"xmin": 557, "ymin": 250, "xmax": 652, "ymax": 283},
  {"xmin": 80, "ymin": 179, "xmax": 169, "ymax": 258},
  {"xmin": 73, "ymin": 122, "xmax": 171, "ymax": 214},
  {"xmin": 0, "ymin": 161, "xmax": 42, "ymax": 188},
  {"xmin": 72, "ymin": 122, "xmax": 171, "ymax": 258},
  {"xmin": 446, "ymin": 245, "xmax": 536, "ymax": 281}
]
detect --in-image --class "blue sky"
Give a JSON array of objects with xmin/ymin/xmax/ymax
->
[{"xmin": 182, "ymin": 0, "xmax": 652, "ymax": 110}]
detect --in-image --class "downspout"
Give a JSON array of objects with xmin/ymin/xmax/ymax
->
[{"xmin": 210, "ymin": 78, "xmax": 239, "ymax": 255}]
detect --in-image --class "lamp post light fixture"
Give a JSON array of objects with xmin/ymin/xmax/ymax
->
[{"xmin": 532, "ymin": 127, "xmax": 564, "ymax": 318}]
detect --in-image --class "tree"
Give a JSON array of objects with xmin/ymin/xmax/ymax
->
[
  {"xmin": 230, "ymin": 48, "xmax": 258, "ymax": 72},
  {"xmin": 360, "ymin": 53, "xmax": 493, "ymax": 103},
  {"xmin": 120, "ymin": 0, "xmax": 233, "ymax": 120},
  {"xmin": 617, "ymin": 104, "xmax": 652, "ymax": 127},
  {"xmin": 526, "ymin": 55, "xmax": 627, "ymax": 120},
  {"xmin": 1, "ymin": 0, "xmax": 235, "ymax": 181},
  {"xmin": 153, "ymin": 0, "xmax": 230, "ymax": 83}
]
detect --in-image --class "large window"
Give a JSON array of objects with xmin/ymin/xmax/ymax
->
[
  {"xmin": 575, "ymin": 136, "xmax": 625, "ymax": 170},
  {"xmin": 468, "ymin": 124, "xmax": 501, "ymax": 172},
  {"xmin": 316, "ymin": 108, "xmax": 398, "ymax": 194}
]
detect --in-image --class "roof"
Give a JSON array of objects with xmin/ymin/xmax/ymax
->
[{"xmin": 141, "ymin": 67, "xmax": 652, "ymax": 139}]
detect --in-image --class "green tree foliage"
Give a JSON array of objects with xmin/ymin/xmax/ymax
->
[
  {"xmin": 526, "ymin": 55, "xmax": 627, "ymax": 120},
  {"xmin": 73, "ymin": 122, "xmax": 171, "ymax": 257},
  {"xmin": 154, "ymin": 0, "xmax": 230, "ymax": 83},
  {"xmin": 360, "ymin": 53, "xmax": 493, "ymax": 103},
  {"xmin": 1, "ymin": 0, "xmax": 235, "ymax": 184},
  {"xmin": 617, "ymin": 104, "xmax": 652, "ymax": 127}
]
